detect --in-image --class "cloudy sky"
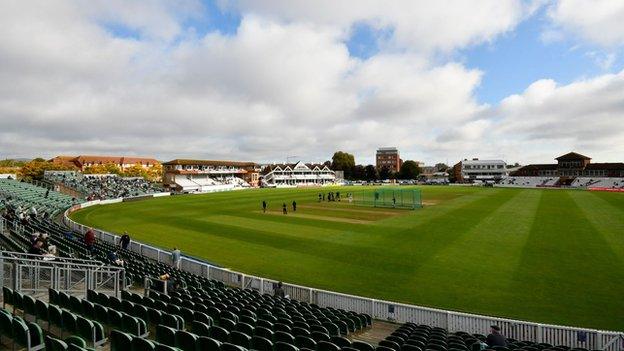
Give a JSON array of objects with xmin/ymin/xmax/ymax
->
[{"xmin": 1, "ymin": 0, "xmax": 624, "ymax": 165}]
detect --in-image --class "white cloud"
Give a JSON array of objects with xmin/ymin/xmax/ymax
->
[
  {"xmin": 491, "ymin": 70, "xmax": 624, "ymax": 162},
  {"xmin": 547, "ymin": 0, "xmax": 624, "ymax": 47},
  {"xmin": 0, "ymin": 2, "xmax": 489, "ymax": 164},
  {"xmin": 221, "ymin": 0, "xmax": 532, "ymax": 53}
]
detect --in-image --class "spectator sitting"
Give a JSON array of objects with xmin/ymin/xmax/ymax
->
[
  {"xmin": 274, "ymin": 281, "xmax": 285, "ymax": 298},
  {"xmin": 28, "ymin": 241, "xmax": 46, "ymax": 256},
  {"xmin": 486, "ymin": 325, "xmax": 507, "ymax": 347},
  {"xmin": 107, "ymin": 250, "xmax": 124, "ymax": 266}
]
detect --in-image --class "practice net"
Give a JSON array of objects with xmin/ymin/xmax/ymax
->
[{"xmin": 350, "ymin": 188, "xmax": 422, "ymax": 210}]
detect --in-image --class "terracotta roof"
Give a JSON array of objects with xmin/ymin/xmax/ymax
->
[
  {"xmin": 50, "ymin": 155, "xmax": 159, "ymax": 168},
  {"xmin": 75, "ymin": 155, "xmax": 159, "ymax": 165},
  {"xmin": 555, "ymin": 152, "xmax": 591, "ymax": 161},
  {"xmin": 163, "ymin": 159, "xmax": 257, "ymax": 167}
]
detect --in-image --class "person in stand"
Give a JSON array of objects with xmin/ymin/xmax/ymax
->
[
  {"xmin": 292, "ymin": 200, "xmax": 297, "ymax": 212},
  {"xmin": 262, "ymin": 200, "xmax": 267, "ymax": 213},
  {"xmin": 486, "ymin": 325, "xmax": 507, "ymax": 347},
  {"xmin": 172, "ymin": 248, "xmax": 181, "ymax": 269},
  {"xmin": 274, "ymin": 282, "xmax": 285, "ymax": 298},
  {"xmin": 84, "ymin": 228, "xmax": 96, "ymax": 254},
  {"xmin": 119, "ymin": 232, "xmax": 131, "ymax": 250},
  {"xmin": 107, "ymin": 250, "xmax": 124, "ymax": 266},
  {"xmin": 29, "ymin": 241, "xmax": 46, "ymax": 256},
  {"xmin": 29, "ymin": 206, "xmax": 38, "ymax": 219},
  {"xmin": 45, "ymin": 189, "xmax": 50, "ymax": 199},
  {"xmin": 282, "ymin": 203, "xmax": 287, "ymax": 215}
]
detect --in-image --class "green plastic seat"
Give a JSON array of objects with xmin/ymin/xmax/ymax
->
[
  {"xmin": 122, "ymin": 314, "xmax": 148, "ymax": 337},
  {"xmin": 94, "ymin": 304, "xmax": 109, "ymax": 325},
  {"xmin": 175, "ymin": 330, "xmax": 199, "ymax": 351},
  {"xmin": 49, "ymin": 304, "xmax": 64, "ymax": 333},
  {"xmin": 62, "ymin": 310, "xmax": 78, "ymax": 335},
  {"xmin": 331, "ymin": 336, "xmax": 352, "ymax": 349},
  {"xmin": 108, "ymin": 309, "xmax": 123, "ymax": 328},
  {"xmin": 162, "ymin": 313, "xmax": 180, "ymax": 329},
  {"xmin": 3, "ymin": 287, "xmax": 13, "ymax": 309},
  {"xmin": 275, "ymin": 331, "xmax": 296, "ymax": 345},
  {"xmin": 23, "ymin": 295, "xmax": 37, "ymax": 318},
  {"xmin": 13, "ymin": 319, "xmax": 45, "ymax": 351},
  {"xmin": 209, "ymin": 325, "xmax": 230, "ymax": 343},
  {"xmin": 69, "ymin": 296, "xmax": 83, "ymax": 314},
  {"xmin": 318, "ymin": 341, "xmax": 341, "ymax": 351},
  {"xmin": 157, "ymin": 325, "xmax": 177, "ymax": 346},
  {"xmin": 155, "ymin": 344, "xmax": 180, "ymax": 351},
  {"xmin": 230, "ymin": 330, "xmax": 252, "ymax": 349},
  {"xmin": 274, "ymin": 341, "xmax": 299, "ymax": 351},
  {"xmin": 295, "ymin": 335, "xmax": 317, "ymax": 349},
  {"xmin": 110, "ymin": 330, "xmax": 134, "ymax": 351},
  {"xmin": 65, "ymin": 335, "xmax": 88, "ymax": 348},
  {"xmin": 13, "ymin": 291, "xmax": 24, "ymax": 313},
  {"xmin": 192, "ymin": 321, "xmax": 211, "ymax": 337},
  {"xmin": 131, "ymin": 337, "xmax": 157, "ymax": 351},
  {"xmin": 220, "ymin": 342, "xmax": 246, "ymax": 351},
  {"xmin": 254, "ymin": 326, "xmax": 273, "ymax": 340},
  {"xmin": 353, "ymin": 341, "xmax": 375, "ymax": 351},
  {"xmin": 46, "ymin": 336, "xmax": 69, "ymax": 351},
  {"xmin": 251, "ymin": 336, "xmax": 273, "ymax": 351},
  {"xmin": 81, "ymin": 300, "xmax": 95, "ymax": 320},
  {"xmin": 35, "ymin": 300, "xmax": 49, "ymax": 323},
  {"xmin": 0, "ymin": 309, "xmax": 13, "ymax": 338},
  {"xmin": 198, "ymin": 337, "xmax": 222, "ymax": 351}
]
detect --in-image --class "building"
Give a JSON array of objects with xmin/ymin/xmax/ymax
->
[
  {"xmin": 512, "ymin": 152, "xmax": 624, "ymax": 179},
  {"xmin": 162, "ymin": 159, "xmax": 260, "ymax": 192},
  {"xmin": 376, "ymin": 147, "xmax": 402, "ymax": 172},
  {"xmin": 261, "ymin": 161, "xmax": 335, "ymax": 187},
  {"xmin": 50, "ymin": 155, "xmax": 159, "ymax": 171},
  {"xmin": 452, "ymin": 158, "xmax": 508, "ymax": 183}
]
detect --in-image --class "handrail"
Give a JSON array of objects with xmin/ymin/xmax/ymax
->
[{"xmin": 0, "ymin": 251, "xmax": 123, "ymax": 272}]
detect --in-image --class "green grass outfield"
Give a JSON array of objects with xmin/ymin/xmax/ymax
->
[{"xmin": 70, "ymin": 186, "xmax": 624, "ymax": 331}]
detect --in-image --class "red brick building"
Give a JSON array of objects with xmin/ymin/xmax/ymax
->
[{"xmin": 376, "ymin": 147, "xmax": 402, "ymax": 173}]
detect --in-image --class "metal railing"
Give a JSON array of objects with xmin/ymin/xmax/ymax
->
[
  {"xmin": 63, "ymin": 197, "xmax": 624, "ymax": 351},
  {"xmin": 0, "ymin": 252, "xmax": 124, "ymax": 299}
]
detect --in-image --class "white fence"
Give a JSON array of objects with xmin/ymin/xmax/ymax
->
[{"xmin": 63, "ymin": 197, "xmax": 624, "ymax": 351}]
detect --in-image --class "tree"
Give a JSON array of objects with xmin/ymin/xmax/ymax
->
[
  {"xmin": 352, "ymin": 165, "xmax": 366, "ymax": 180},
  {"xmin": 83, "ymin": 163, "xmax": 122, "ymax": 175},
  {"xmin": 19, "ymin": 160, "xmax": 71, "ymax": 180},
  {"xmin": 378, "ymin": 166, "xmax": 391, "ymax": 180},
  {"xmin": 331, "ymin": 151, "xmax": 355, "ymax": 179},
  {"xmin": 399, "ymin": 160, "xmax": 421, "ymax": 180},
  {"xmin": 364, "ymin": 165, "xmax": 378, "ymax": 181},
  {"xmin": 434, "ymin": 163, "xmax": 450, "ymax": 172}
]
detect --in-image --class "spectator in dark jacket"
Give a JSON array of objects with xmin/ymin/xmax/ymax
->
[
  {"xmin": 486, "ymin": 326, "xmax": 507, "ymax": 347},
  {"xmin": 274, "ymin": 282, "xmax": 285, "ymax": 298},
  {"xmin": 119, "ymin": 232, "xmax": 131, "ymax": 250}
]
